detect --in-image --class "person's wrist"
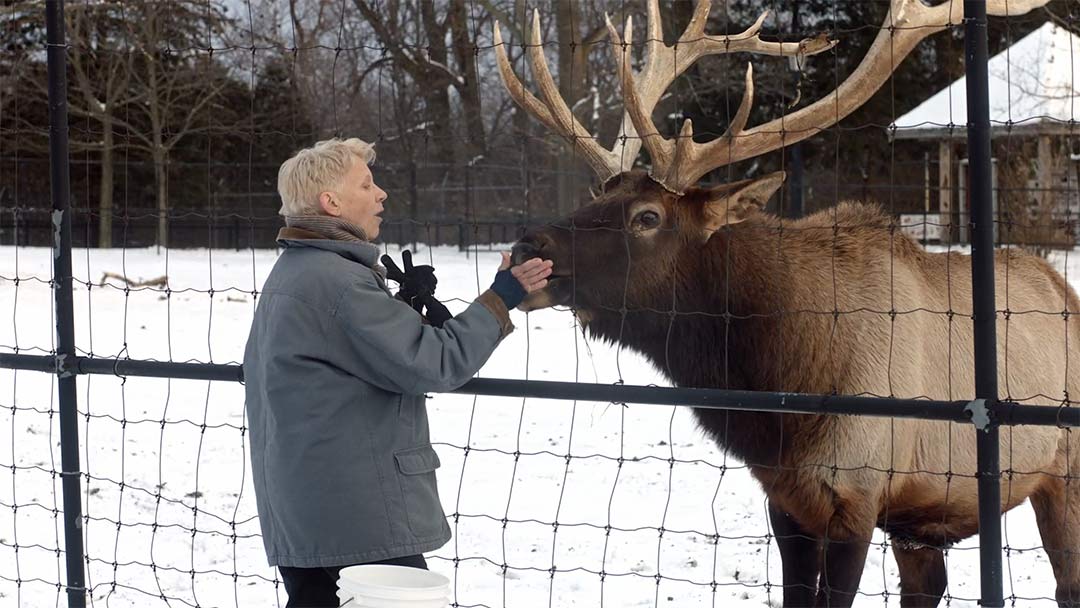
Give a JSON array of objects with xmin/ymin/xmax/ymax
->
[{"xmin": 490, "ymin": 269, "xmax": 526, "ymax": 309}]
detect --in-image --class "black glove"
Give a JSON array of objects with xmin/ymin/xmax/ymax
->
[
  {"xmin": 419, "ymin": 293, "xmax": 453, "ymax": 328},
  {"xmin": 381, "ymin": 250, "xmax": 438, "ymax": 311}
]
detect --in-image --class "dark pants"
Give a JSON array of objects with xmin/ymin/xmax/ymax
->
[{"xmin": 280, "ymin": 554, "xmax": 428, "ymax": 608}]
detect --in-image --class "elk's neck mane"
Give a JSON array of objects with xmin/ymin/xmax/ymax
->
[{"xmin": 577, "ymin": 202, "xmax": 902, "ymax": 465}]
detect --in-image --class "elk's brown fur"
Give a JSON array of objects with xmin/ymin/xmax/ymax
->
[{"xmin": 512, "ymin": 172, "xmax": 1080, "ymax": 607}]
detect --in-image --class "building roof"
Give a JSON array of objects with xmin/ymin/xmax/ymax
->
[{"xmin": 892, "ymin": 22, "xmax": 1079, "ymax": 140}]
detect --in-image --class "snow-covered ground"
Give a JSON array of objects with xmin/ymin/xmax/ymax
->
[{"xmin": 0, "ymin": 243, "xmax": 1070, "ymax": 607}]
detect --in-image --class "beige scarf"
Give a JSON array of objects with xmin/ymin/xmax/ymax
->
[
  {"xmin": 283, "ymin": 215, "xmax": 369, "ymax": 242},
  {"xmin": 283, "ymin": 215, "xmax": 388, "ymax": 280}
]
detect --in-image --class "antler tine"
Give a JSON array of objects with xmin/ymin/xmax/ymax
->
[
  {"xmin": 495, "ymin": 4, "xmax": 840, "ymax": 190},
  {"xmin": 655, "ymin": 64, "xmax": 753, "ymax": 193},
  {"xmin": 663, "ymin": 119, "xmax": 698, "ymax": 192},
  {"xmin": 492, "ymin": 14, "xmax": 624, "ymax": 182},
  {"xmin": 675, "ymin": 10, "xmax": 837, "ymax": 76},
  {"xmin": 682, "ymin": 0, "xmax": 712, "ymax": 41},
  {"xmin": 523, "ymin": 10, "xmax": 624, "ymax": 180},
  {"xmin": 664, "ymin": 0, "xmax": 1052, "ymax": 192},
  {"xmin": 985, "ymin": 0, "xmax": 1049, "ymax": 16},
  {"xmin": 607, "ymin": 14, "xmax": 673, "ymax": 173},
  {"xmin": 727, "ymin": 63, "xmax": 755, "ymax": 138},
  {"xmin": 620, "ymin": 6, "xmax": 834, "ymax": 193},
  {"xmin": 492, "ymin": 23, "xmax": 560, "ymax": 141}
]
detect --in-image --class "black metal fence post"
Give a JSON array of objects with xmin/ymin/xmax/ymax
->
[
  {"xmin": 964, "ymin": 2, "xmax": 1003, "ymax": 606},
  {"xmin": 45, "ymin": 1, "xmax": 88, "ymax": 607}
]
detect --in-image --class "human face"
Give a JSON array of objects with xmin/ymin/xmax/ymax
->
[{"xmin": 319, "ymin": 158, "xmax": 388, "ymax": 239}]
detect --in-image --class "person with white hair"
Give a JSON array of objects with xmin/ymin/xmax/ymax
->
[{"xmin": 243, "ymin": 137, "xmax": 551, "ymax": 607}]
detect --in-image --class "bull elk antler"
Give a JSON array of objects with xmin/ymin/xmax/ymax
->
[
  {"xmin": 495, "ymin": 0, "xmax": 1052, "ymax": 195},
  {"xmin": 492, "ymin": 2, "xmax": 834, "ymax": 186}
]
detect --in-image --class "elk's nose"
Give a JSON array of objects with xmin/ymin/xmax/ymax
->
[{"xmin": 511, "ymin": 240, "xmax": 541, "ymax": 266}]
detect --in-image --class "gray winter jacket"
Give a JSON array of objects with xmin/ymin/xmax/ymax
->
[{"xmin": 243, "ymin": 227, "xmax": 513, "ymax": 568}]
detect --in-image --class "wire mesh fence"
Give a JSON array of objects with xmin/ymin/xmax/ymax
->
[{"xmin": 1, "ymin": 1, "xmax": 1080, "ymax": 607}]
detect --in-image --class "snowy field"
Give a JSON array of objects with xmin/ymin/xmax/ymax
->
[{"xmin": 0, "ymin": 243, "xmax": 1070, "ymax": 607}]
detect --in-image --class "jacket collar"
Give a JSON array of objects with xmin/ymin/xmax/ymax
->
[{"xmin": 276, "ymin": 226, "xmax": 382, "ymax": 270}]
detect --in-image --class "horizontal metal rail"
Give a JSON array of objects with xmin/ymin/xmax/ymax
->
[{"xmin": 3, "ymin": 353, "xmax": 1076, "ymax": 428}]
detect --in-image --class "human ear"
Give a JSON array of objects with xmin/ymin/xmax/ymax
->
[{"xmin": 318, "ymin": 192, "xmax": 339, "ymax": 216}]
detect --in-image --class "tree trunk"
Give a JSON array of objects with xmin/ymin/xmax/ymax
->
[
  {"xmin": 154, "ymin": 149, "xmax": 168, "ymax": 249},
  {"xmin": 449, "ymin": 0, "xmax": 485, "ymax": 157},
  {"xmin": 418, "ymin": 2, "xmax": 458, "ymax": 215},
  {"xmin": 98, "ymin": 119, "xmax": 114, "ymax": 248},
  {"xmin": 555, "ymin": 0, "xmax": 582, "ymax": 217},
  {"xmin": 423, "ymin": 86, "xmax": 456, "ymax": 208}
]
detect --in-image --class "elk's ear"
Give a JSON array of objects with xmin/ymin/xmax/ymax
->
[{"xmin": 702, "ymin": 171, "xmax": 786, "ymax": 235}]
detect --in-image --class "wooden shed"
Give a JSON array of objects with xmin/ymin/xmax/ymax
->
[{"xmin": 892, "ymin": 22, "xmax": 1079, "ymax": 247}]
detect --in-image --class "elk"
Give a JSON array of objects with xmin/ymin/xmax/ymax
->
[{"xmin": 495, "ymin": 1, "xmax": 1078, "ymax": 607}]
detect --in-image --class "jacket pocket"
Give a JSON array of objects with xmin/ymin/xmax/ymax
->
[{"xmin": 394, "ymin": 445, "xmax": 446, "ymax": 539}]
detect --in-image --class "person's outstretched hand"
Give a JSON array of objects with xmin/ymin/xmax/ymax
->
[
  {"xmin": 381, "ymin": 250, "xmax": 438, "ymax": 311},
  {"xmin": 490, "ymin": 253, "xmax": 553, "ymax": 309}
]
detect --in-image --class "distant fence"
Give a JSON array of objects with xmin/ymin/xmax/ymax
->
[
  {"xmin": 0, "ymin": 206, "xmax": 546, "ymax": 251},
  {"xmin": 6, "ymin": 203, "xmax": 1077, "ymax": 252}
]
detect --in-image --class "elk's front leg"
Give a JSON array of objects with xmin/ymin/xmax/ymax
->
[
  {"xmin": 1031, "ymin": 474, "xmax": 1080, "ymax": 607},
  {"xmin": 892, "ymin": 540, "xmax": 946, "ymax": 607},
  {"xmin": 769, "ymin": 502, "xmax": 822, "ymax": 607},
  {"xmin": 814, "ymin": 509, "xmax": 874, "ymax": 608}
]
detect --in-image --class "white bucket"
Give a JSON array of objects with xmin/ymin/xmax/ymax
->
[{"xmin": 336, "ymin": 565, "xmax": 450, "ymax": 608}]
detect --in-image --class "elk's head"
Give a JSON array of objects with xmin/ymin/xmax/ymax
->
[
  {"xmin": 510, "ymin": 169, "xmax": 785, "ymax": 311},
  {"xmin": 496, "ymin": 0, "xmax": 1039, "ymax": 314}
]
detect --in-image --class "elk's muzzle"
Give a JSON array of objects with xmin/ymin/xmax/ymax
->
[
  {"xmin": 510, "ymin": 241, "xmax": 539, "ymax": 266},
  {"xmin": 509, "ymin": 233, "xmax": 570, "ymax": 311}
]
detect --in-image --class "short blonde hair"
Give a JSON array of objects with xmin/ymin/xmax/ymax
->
[{"xmin": 277, "ymin": 137, "xmax": 376, "ymax": 216}]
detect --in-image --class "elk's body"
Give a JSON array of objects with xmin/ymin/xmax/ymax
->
[
  {"xmin": 495, "ymin": 1, "xmax": 1077, "ymax": 605},
  {"xmin": 582, "ymin": 192, "xmax": 1075, "ymax": 547}
]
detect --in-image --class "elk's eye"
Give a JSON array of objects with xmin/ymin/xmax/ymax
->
[{"xmin": 636, "ymin": 210, "xmax": 661, "ymax": 229}]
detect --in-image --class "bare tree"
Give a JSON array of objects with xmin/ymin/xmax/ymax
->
[
  {"xmin": 66, "ymin": 1, "xmax": 131, "ymax": 248},
  {"xmin": 448, "ymin": 0, "xmax": 486, "ymax": 157},
  {"xmin": 4, "ymin": 1, "xmax": 132, "ymax": 247},
  {"xmin": 282, "ymin": 0, "xmax": 345, "ymax": 136},
  {"xmin": 116, "ymin": 1, "xmax": 234, "ymax": 247},
  {"xmin": 351, "ymin": 0, "xmax": 460, "ymax": 165}
]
